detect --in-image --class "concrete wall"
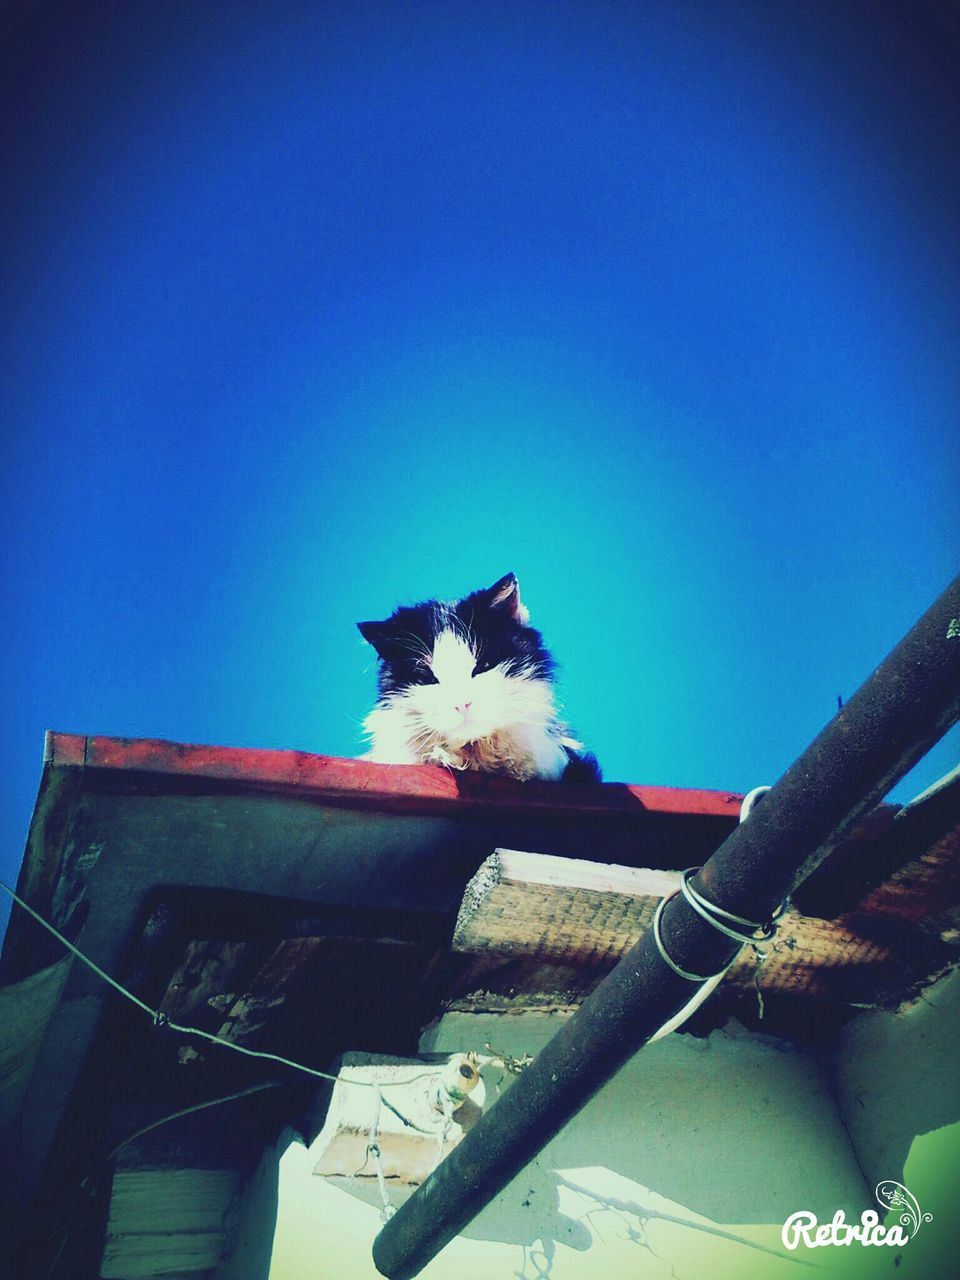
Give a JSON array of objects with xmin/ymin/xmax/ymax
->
[
  {"xmin": 213, "ymin": 966, "xmax": 960, "ymax": 1280},
  {"xmin": 268, "ymin": 1015, "xmax": 874, "ymax": 1280},
  {"xmin": 836, "ymin": 965, "xmax": 960, "ymax": 1188}
]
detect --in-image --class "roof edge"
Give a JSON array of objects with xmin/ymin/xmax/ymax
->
[{"xmin": 43, "ymin": 731, "xmax": 743, "ymax": 819}]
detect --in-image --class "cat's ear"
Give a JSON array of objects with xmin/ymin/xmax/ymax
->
[
  {"xmin": 357, "ymin": 620, "xmax": 393, "ymax": 658},
  {"xmin": 485, "ymin": 573, "xmax": 529, "ymax": 624}
]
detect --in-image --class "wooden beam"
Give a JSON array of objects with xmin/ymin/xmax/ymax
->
[
  {"xmin": 455, "ymin": 853, "xmax": 675, "ymax": 966},
  {"xmin": 451, "ymin": 842, "xmax": 960, "ymax": 1008}
]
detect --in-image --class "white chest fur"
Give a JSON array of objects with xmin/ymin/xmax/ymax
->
[{"xmin": 362, "ymin": 701, "xmax": 570, "ymax": 780}]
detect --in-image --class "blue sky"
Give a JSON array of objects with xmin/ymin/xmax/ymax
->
[{"xmin": 2, "ymin": 0, "xmax": 958, "ymax": 936}]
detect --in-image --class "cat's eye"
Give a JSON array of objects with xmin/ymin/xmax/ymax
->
[
  {"xmin": 472, "ymin": 660, "xmax": 491, "ymax": 677},
  {"xmin": 420, "ymin": 668, "xmax": 439, "ymax": 685}
]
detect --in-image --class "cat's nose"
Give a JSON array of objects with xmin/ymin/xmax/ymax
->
[{"xmin": 456, "ymin": 702, "xmax": 472, "ymax": 717}]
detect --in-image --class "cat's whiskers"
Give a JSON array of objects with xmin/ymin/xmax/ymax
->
[
  {"xmin": 407, "ymin": 727, "xmax": 435, "ymax": 745},
  {"xmin": 406, "ymin": 727, "xmax": 442, "ymax": 759},
  {"xmin": 452, "ymin": 611, "xmax": 476, "ymax": 653},
  {"xmin": 390, "ymin": 630, "xmax": 434, "ymax": 662}
]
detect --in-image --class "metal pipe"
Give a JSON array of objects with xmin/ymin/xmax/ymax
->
[{"xmin": 373, "ymin": 574, "xmax": 960, "ymax": 1280}]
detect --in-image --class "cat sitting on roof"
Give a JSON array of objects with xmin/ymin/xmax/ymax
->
[{"xmin": 358, "ymin": 573, "xmax": 600, "ymax": 783}]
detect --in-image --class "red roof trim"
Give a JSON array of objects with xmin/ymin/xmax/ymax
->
[{"xmin": 43, "ymin": 731, "xmax": 743, "ymax": 819}]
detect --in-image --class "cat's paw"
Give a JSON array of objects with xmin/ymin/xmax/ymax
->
[{"xmin": 424, "ymin": 745, "xmax": 463, "ymax": 769}]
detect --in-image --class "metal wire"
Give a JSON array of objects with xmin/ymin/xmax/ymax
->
[
  {"xmin": 0, "ymin": 878, "xmax": 439, "ymax": 1094},
  {"xmin": 650, "ymin": 893, "xmax": 732, "ymax": 983},
  {"xmin": 680, "ymin": 867, "xmax": 784, "ymax": 943},
  {"xmin": 104, "ymin": 1080, "xmax": 285, "ymax": 1163}
]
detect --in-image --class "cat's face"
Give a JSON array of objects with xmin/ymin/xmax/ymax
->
[{"xmin": 358, "ymin": 573, "xmax": 556, "ymax": 748}]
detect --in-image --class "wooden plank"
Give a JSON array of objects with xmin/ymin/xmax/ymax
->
[
  {"xmin": 100, "ymin": 1168, "xmax": 238, "ymax": 1277},
  {"xmin": 451, "ymin": 843, "xmax": 960, "ymax": 1008},
  {"xmin": 454, "ymin": 852, "xmax": 676, "ymax": 967},
  {"xmin": 858, "ymin": 822, "xmax": 960, "ymax": 923},
  {"xmin": 44, "ymin": 730, "xmax": 743, "ymax": 819},
  {"xmin": 794, "ymin": 771, "xmax": 960, "ymax": 917}
]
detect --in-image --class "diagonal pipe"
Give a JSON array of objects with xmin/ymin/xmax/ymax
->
[{"xmin": 373, "ymin": 574, "xmax": 960, "ymax": 1280}]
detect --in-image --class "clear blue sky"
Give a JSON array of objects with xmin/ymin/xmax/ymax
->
[{"xmin": 2, "ymin": 1, "xmax": 958, "ymax": 936}]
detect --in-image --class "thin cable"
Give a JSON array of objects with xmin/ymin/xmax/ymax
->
[
  {"xmin": 0, "ymin": 878, "xmax": 439, "ymax": 1093},
  {"xmin": 105, "ymin": 1080, "xmax": 285, "ymax": 1164},
  {"xmin": 370, "ymin": 1143, "xmax": 396, "ymax": 1223},
  {"xmin": 650, "ymin": 784, "xmax": 787, "ymax": 984},
  {"xmin": 2, "ymin": 879, "xmax": 157, "ymax": 1018},
  {"xmin": 680, "ymin": 868, "xmax": 781, "ymax": 943},
  {"xmin": 682, "ymin": 872, "xmax": 773, "ymax": 928},
  {"xmin": 651, "ymin": 893, "xmax": 731, "ymax": 983},
  {"xmin": 735, "ymin": 783, "xmax": 788, "ymax": 1022},
  {"xmin": 430, "ymin": 1089, "xmax": 456, "ymax": 1176},
  {"xmin": 368, "ymin": 1088, "xmax": 396, "ymax": 1222},
  {"xmin": 739, "ymin": 785, "xmax": 771, "ymax": 823},
  {"xmin": 376, "ymin": 1085, "xmax": 434, "ymax": 1135},
  {"xmin": 651, "ymin": 862, "xmax": 787, "ymax": 989}
]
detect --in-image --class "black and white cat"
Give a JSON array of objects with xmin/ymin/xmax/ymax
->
[{"xmin": 358, "ymin": 573, "xmax": 600, "ymax": 783}]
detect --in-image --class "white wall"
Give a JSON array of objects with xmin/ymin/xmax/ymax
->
[
  {"xmin": 836, "ymin": 965, "xmax": 960, "ymax": 1187},
  {"xmin": 268, "ymin": 1016, "xmax": 873, "ymax": 1280}
]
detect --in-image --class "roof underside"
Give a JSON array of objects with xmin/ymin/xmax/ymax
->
[{"xmin": 2, "ymin": 731, "xmax": 958, "ymax": 1278}]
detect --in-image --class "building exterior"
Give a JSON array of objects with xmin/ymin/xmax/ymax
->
[{"xmin": 1, "ymin": 732, "xmax": 957, "ymax": 1279}]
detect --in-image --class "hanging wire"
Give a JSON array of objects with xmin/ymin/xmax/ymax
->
[
  {"xmin": 651, "ymin": 852, "xmax": 788, "ymax": 1012},
  {"xmin": 369, "ymin": 1143, "xmax": 396, "ymax": 1223},
  {"xmin": 0, "ymin": 878, "xmax": 440, "ymax": 1095},
  {"xmin": 105, "ymin": 1080, "xmax": 285, "ymax": 1163},
  {"xmin": 739, "ymin": 785, "xmax": 771, "ymax": 822},
  {"xmin": 367, "ymin": 1087, "xmax": 396, "ymax": 1222},
  {"xmin": 736, "ymin": 786, "xmax": 785, "ymax": 1019},
  {"xmin": 429, "ymin": 1087, "xmax": 456, "ymax": 1176},
  {"xmin": 376, "ymin": 1085, "xmax": 434, "ymax": 1136}
]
